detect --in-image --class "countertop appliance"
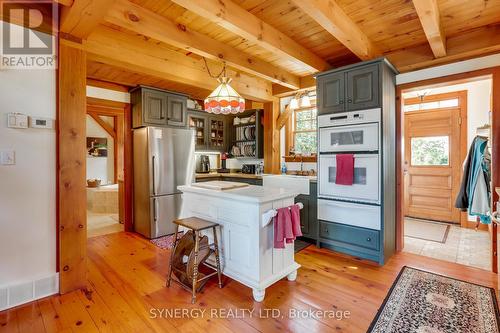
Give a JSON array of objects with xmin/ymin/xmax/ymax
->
[
  {"xmin": 133, "ymin": 127, "xmax": 195, "ymax": 238},
  {"xmin": 196, "ymin": 154, "xmax": 210, "ymax": 173},
  {"xmin": 242, "ymin": 164, "xmax": 256, "ymax": 174}
]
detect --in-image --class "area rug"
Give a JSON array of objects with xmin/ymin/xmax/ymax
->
[
  {"xmin": 150, "ymin": 232, "xmax": 184, "ymax": 249},
  {"xmin": 368, "ymin": 266, "xmax": 500, "ymax": 333},
  {"xmin": 404, "ymin": 217, "xmax": 450, "ymax": 243}
]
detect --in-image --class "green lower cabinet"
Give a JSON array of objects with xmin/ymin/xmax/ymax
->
[
  {"xmin": 294, "ymin": 182, "xmax": 318, "ymax": 241},
  {"xmin": 318, "ymin": 220, "xmax": 382, "ymax": 263}
]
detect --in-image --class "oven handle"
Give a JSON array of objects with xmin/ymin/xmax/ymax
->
[
  {"xmin": 319, "ymin": 200, "xmax": 379, "ymax": 210},
  {"xmin": 319, "ymin": 153, "xmax": 379, "ymax": 158}
]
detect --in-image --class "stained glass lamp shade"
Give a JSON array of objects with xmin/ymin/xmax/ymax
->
[{"xmin": 204, "ymin": 77, "xmax": 245, "ymax": 114}]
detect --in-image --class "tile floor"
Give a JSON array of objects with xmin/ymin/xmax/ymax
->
[
  {"xmin": 87, "ymin": 212, "xmax": 123, "ymax": 238},
  {"xmin": 403, "ymin": 222, "xmax": 491, "ymax": 271}
]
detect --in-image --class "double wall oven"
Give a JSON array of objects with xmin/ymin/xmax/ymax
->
[{"xmin": 318, "ymin": 109, "xmax": 382, "ymax": 230}]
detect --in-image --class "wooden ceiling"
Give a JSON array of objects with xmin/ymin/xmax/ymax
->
[{"xmin": 56, "ymin": 0, "xmax": 500, "ymax": 100}]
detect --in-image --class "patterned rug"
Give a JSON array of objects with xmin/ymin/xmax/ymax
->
[
  {"xmin": 150, "ymin": 232, "xmax": 184, "ymax": 249},
  {"xmin": 368, "ymin": 266, "xmax": 500, "ymax": 333}
]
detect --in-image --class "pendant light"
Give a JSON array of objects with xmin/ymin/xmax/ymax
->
[
  {"xmin": 203, "ymin": 58, "xmax": 245, "ymax": 114},
  {"xmin": 300, "ymin": 92, "xmax": 311, "ymax": 108},
  {"xmin": 289, "ymin": 96, "xmax": 299, "ymax": 110}
]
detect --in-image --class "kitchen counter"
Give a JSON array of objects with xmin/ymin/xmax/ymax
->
[
  {"xmin": 195, "ymin": 172, "xmax": 263, "ymax": 180},
  {"xmin": 179, "ymin": 183, "xmax": 298, "ymax": 204},
  {"xmin": 178, "ymin": 183, "xmax": 300, "ymax": 302}
]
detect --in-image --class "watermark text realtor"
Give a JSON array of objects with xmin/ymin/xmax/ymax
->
[{"xmin": 1, "ymin": 0, "xmax": 57, "ymax": 69}]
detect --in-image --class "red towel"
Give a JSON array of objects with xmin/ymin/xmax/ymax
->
[
  {"xmin": 274, "ymin": 208, "xmax": 289, "ymax": 248},
  {"xmin": 290, "ymin": 204, "xmax": 302, "ymax": 239},
  {"xmin": 336, "ymin": 154, "xmax": 354, "ymax": 185},
  {"xmin": 274, "ymin": 206, "xmax": 302, "ymax": 248}
]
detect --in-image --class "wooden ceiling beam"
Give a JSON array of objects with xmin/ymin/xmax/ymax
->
[
  {"xmin": 291, "ymin": 0, "xmax": 380, "ymax": 60},
  {"xmin": 412, "ymin": 0, "xmax": 446, "ymax": 58},
  {"xmin": 169, "ymin": 0, "xmax": 329, "ymax": 72},
  {"xmin": 272, "ymin": 75, "xmax": 317, "ymax": 97},
  {"xmin": 104, "ymin": 0, "xmax": 300, "ymax": 90},
  {"xmin": 387, "ymin": 24, "xmax": 500, "ymax": 72},
  {"xmin": 60, "ymin": 0, "xmax": 118, "ymax": 39},
  {"xmin": 81, "ymin": 27, "xmax": 273, "ymax": 101}
]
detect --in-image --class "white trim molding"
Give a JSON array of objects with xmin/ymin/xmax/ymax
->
[
  {"xmin": 396, "ymin": 53, "xmax": 500, "ymax": 85},
  {"xmin": 0, "ymin": 273, "xmax": 59, "ymax": 311}
]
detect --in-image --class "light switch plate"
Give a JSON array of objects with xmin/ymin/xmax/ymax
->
[
  {"xmin": 7, "ymin": 113, "xmax": 28, "ymax": 129},
  {"xmin": 0, "ymin": 151, "xmax": 15, "ymax": 165}
]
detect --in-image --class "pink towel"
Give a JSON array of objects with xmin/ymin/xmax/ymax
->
[
  {"xmin": 336, "ymin": 154, "xmax": 354, "ymax": 185},
  {"xmin": 274, "ymin": 208, "xmax": 288, "ymax": 248},
  {"xmin": 274, "ymin": 205, "xmax": 302, "ymax": 248},
  {"xmin": 290, "ymin": 204, "xmax": 302, "ymax": 238}
]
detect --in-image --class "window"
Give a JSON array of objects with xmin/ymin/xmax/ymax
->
[
  {"xmin": 411, "ymin": 136, "xmax": 449, "ymax": 166},
  {"xmin": 293, "ymin": 107, "xmax": 317, "ymax": 154},
  {"xmin": 404, "ymin": 98, "xmax": 458, "ymax": 112}
]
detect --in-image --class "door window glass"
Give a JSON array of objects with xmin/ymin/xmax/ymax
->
[
  {"xmin": 330, "ymin": 130, "xmax": 363, "ymax": 146},
  {"xmin": 328, "ymin": 167, "xmax": 367, "ymax": 184},
  {"xmin": 411, "ymin": 136, "xmax": 449, "ymax": 166},
  {"xmin": 404, "ymin": 98, "xmax": 458, "ymax": 112}
]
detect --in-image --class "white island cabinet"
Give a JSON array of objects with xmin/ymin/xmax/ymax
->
[{"xmin": 177, "ymin": 184, "xmax": 301, "ymax": 302}]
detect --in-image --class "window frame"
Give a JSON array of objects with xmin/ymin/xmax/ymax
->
[{"xmin": 285, "ymin": 105, "xmax": 318, "ymax": 160}]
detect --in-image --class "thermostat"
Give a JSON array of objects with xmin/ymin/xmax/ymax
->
[
  {"xmin": 29, "ymin": 116, "xmax": 54, "ymax": 129},
  {"xmin": 7, "ymin": 113, "xmax": 28, "ymax": 129}
]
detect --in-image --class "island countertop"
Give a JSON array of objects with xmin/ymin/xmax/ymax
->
[{"xmin": 178, "ymin": 183, "xmax": 299, "ymax": 204}]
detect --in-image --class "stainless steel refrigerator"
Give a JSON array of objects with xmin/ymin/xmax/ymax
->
[{"xmin": 133, "ymin": 127, "xmax": 195, "ymax": 238}]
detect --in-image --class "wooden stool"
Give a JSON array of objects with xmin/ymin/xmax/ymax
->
[{"xmin": 166, "ymin": 217, "xmax": 223, "ymax": 303}]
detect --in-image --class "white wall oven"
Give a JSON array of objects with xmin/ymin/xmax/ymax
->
[
  {"xmin": 319, "ymin": 154, "xmax": 379, "ymax": 203},
  {"xmin": 318, "ymin": 109, "xmax": 381, "ymax": 205}
]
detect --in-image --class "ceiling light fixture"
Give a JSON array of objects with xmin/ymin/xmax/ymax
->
[
  {"xmin": 289, "ymin": 91, "xmax": 312, "ymax": 110},
  {"xmin": 300, "ymin": 92, "xmax": 311, "ymax": 108},
  {"xmin": 203, "ymin": 58, "xmax": 245, "ymax": 114},
  {"xmin": 289, "ymin": 96, "xmax": 299, "ymax": 110}
]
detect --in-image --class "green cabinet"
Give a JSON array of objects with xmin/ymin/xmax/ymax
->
[
  {"xmin": 188, "ymin": 110, "xmax": 229, "ymax": 152},
  {"xmin": 294, "ymin": 182, "xmax": 317, "ymax": 241},
  {"xmin": 131, "ymin": 86, "xmax": 187, "ymax": 128},
  {"xmin": 317, "ymin": 62, "xmax": 380, "ymax": 115}
]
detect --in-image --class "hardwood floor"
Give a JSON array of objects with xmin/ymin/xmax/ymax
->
[{"xmin": 1, "ymin": 231, "xmax": 498, "ymax": 333}]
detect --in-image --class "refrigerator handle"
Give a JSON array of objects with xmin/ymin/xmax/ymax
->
[
  {"xmin": 152, "ymin": 155, "xmax": 157, "ymax": 196},
  {"xmin": 153, "ymin": 198, "xmax": 158, "ymax": 222}
]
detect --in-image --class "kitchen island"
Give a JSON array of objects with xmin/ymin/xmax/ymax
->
[{"xmin": 177, "ymin": 183, "xmax": 300, "ymax": 302}]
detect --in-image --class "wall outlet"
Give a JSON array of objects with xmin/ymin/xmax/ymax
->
[{"xmin": 0, "ymin": 150, "xmax": 15, "ymax": 165}]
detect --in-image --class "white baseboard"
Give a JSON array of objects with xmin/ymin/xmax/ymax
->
[{"xmin": 0, "ymin": 273, "xmax": 59, "ymax": 311}]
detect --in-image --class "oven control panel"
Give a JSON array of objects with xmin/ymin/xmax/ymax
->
[{"xmin": 318, "ymin": 108, "xmax": 381, "ymax": 128}]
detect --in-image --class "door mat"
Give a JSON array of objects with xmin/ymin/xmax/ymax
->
[
  {"xmin": 405, "ymin": 217, "xmax": 451, "ymax": 243},
  {"xmin": 368, "ymin": 266, "xmax": 500, "ymax": 333}
]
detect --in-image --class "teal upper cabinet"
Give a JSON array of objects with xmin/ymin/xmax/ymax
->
[
  {"xmin": 167, "ymin": 94, "xmax": 187, "ymax": 127},
  {"xmin": 346, "ymin": 64, "xmax": 379, "ymax": 111},
  {"xmin": 317, "ymin": 72, "xmax": 345, "ymax": 114},
  {"xmin": 132, "ymin": 86, "xmax": 188, "ymax": 128},
  {"xmin": 142, "ymin": 89, "xmax": 168, "ymax": 126},
  {"xmin": 317, "ymin": 61, "xmax": 380, "ymax": 115}
]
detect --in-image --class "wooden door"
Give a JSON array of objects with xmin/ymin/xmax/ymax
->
[
  {"xmin": 346, "ymin": 64, "xmax": 379, "ymax": 111},
  {"xmin": 317, "ymin": 72, "xmax": 345, "ymax": 114},
  {"xmin": 404, "ymin": 107, "xmax": 462, "ymax": 223}
]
